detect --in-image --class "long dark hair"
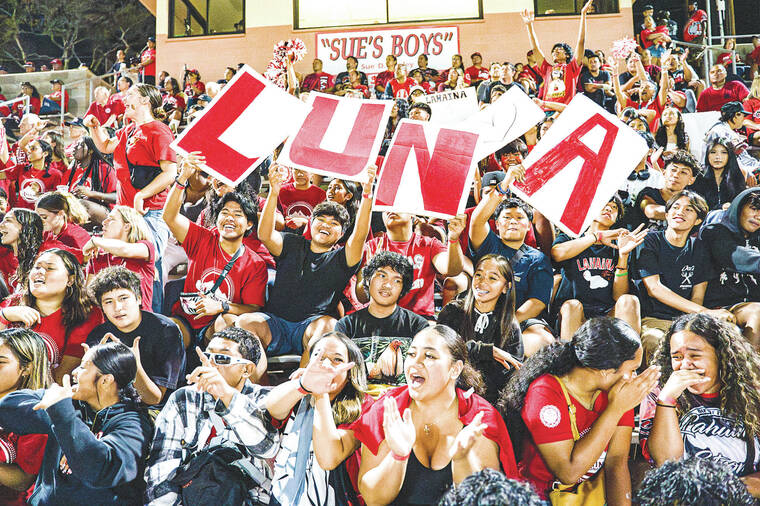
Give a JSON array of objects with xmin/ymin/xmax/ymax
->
[
  {"xmin": 89, "ymin": 341, "xmax": 141, "ymax": 405},
  {"xmin": 29, "ymin": 139, "xmax": 53, "ymax": 178},
  {"xmin": 22, "ymin": 249, "xmax": 92, "ymax": 330},
  {"xmin": 459, "ymin": 254, "xmax": 517, "ymax": 349},
  {"xmin": 330, "ymin": 178, "xmax": 362, "ymax": 242},
  {"xmin": 419, "ymin": 325, "xmax": 485, "ymax": 395},
  {"xmin": 653, "ymin": 313, "xmax": 760, "ymax": 440},
  {"xmin": 654, "ymin": 109, "xmax": 689, "ymax": 150},
  {"xmin": 698, "ymin": 139, "xmax": 746, "ymax": 205},
  {"xmin": 10, "ymin": 209, "xmax": 43, "ymax": 288},
  {"xmin": 499, "ymin": 317, "xmax": 641, "ymax": 455},
  {"xmin": 69, "ymin": 136, "xmax": 114, "ymax": 194},
  {"xmin": 43, "ymin": 131, "xmax": 69, "ymax": 165}
]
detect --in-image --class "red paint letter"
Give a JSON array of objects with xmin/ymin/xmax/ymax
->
[
  {"xmin": 391, "ymin": 35, "xmax": 404, "ymax": 57},
  {"xmin": 288, "ymin": 96, "xmax": 388, "ymax": 178},
  {"xmin": 371, "ymin": 35, "xmax": 383, "ymax": 58},
  {"xmin": 514, "ymin": 113, "xmax": 618, "ymax": 234}
]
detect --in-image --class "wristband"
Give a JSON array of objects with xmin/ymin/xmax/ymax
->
[
  {"xmin": 362, "ymin": 192, "xmax": 371, "ymax": 199},
  {"xmin": 495, "ymin": 181, "xmax": 509, "ymax": 196},
  {"xmin": 655, "ymin": 401, "xmax": 676, "ymax": 409},
  {"xmin": 391, "ymin": 450, "xmax": 411, "ymax": 461},
  {"xmin": 297, "ymin": 376, "xmax": 312, "ymax": 395},
  {"xmin": 658, "ymin": 395, "xmax": 677, "ymax": 406},
  {"xmin": 174, "ymin": 177, "xmax": 188, "ymax": 189},
  {"xmin": 615, "ymin": 270, "xmax": 628, "ymax": 277}
]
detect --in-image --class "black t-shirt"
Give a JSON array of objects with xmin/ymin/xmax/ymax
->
[
  {"xmin": 86, "ymin": 311, "xmax": 185, "ymax": 405},
  {"xmin": 634, "ymin": 231, "xmax": 710, "ymax": 319},
  {"xmin": 553, "ymin": 232, "xmax": 618, "ymax": 316},
  {"xmin": 578, "ymin": 69, "xmax": 611, "ymax": 106},
  {"xmin": 266, "ymin": 233, "xmax": 359, "ymax": 322},
  {"xmin": 334, "ymin": 305, "xmax": 429, "ymax": 340},
  {"xmin": 634, "ymin": 186, "xmax": 668, "ymax": 231}
]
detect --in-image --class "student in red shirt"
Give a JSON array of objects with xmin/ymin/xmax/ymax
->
[
  {"xmin": 500, "ymin": 317, "xmax": 660, "ymax": 501},
  {"xmin": 697, "ymin": 64, "xmax": 749, "ymax": 112},
  {"xmin": 84, "ymin": 206, "xmax": 156, "ymax": 310},
  {"xmin": 302, "ymin": 58, "xmax": 335, "ymax": 93},
  {"xmin": 387, "ymin": 64, "xmax": 415, "ymax": 100},
  {"xmin": 161, "ymin": 77, "xmax": 185, "ymax": 124},
  {"xmin": 682, "ymin": 0, "xmax": 708, "ymax": 43},
  {"xmin": 39, "ymin": 79, "xmax": 69, "ymax": 114},
  {"xmin": 0, "ymin": 249, "xmax": 102, "ymax": 383},
  {"xmin": 521, "ymin": 1, "xmax": 592, "ymax": 113},
  {"xmin": 374, "ymin": 55, "xmax": 397, "ymax": 98},
  {"xmin": 164, "ymin": 155, "xmax": 268, "ymax": 364},
  {"xmin": 36, "ymin": 192, "xmax": 91, "ymax": 249},
  {"xmin": 465, "ymin": 52, "xmax": 490, "ymax": 88},
  {"xmin": 86, "ymin": 83, "xmax": 177, "ymax": 313},
  {"xmin": 0, "ymin": 328, "xmax": 50, "ymax": 506},
  {"xmin": 748, "ymin": 36, "xmax": 760, "ymax": 80},
  {"xmin": 41, "ymin": 131, "xmax": 70, "ymax": 181},
  {"xmin": 13, "ymin": 83, "xmax": 41, "ymax": 117},
  {"xmin": 84, "ymin": 86, "xmax": 118, "ymax": 129},
  {"xmin": 277, "ymin": 168, "xmax": 327, "ymax": 232},
  {"xmin": 0, "ymin": 138, "xmax": 63, "ymax": 210},
  {"xmin": 67, "ymin": 136, "xmax": 117, "ymax": 226},
  {"xmin": 138, "ymin": 36, "xmax": 157, "ymax": 85}
]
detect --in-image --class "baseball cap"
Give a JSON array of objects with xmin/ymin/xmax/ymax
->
[
  {"xmin": 147, "ymin": 36, "xmax": 156, "ymax": 42},
  {"xmin": 64, "ymin": 117, "xmax": 86, "ymax": 128},
  {"xmin": 721, "ymin": 101, "xmax": 750, "ymax": 116},
  {"xmin": 482, "ymin": 172, "xmax": 506, "ymax": 187},
  {"xmin": 49, "ymin": 79, "xmax": 63, "ymax": 85},
  {"xmin": 23, "ymin": 61, "xmax": 34, "ymax": 67},
  {"xmin": 409, "ymin": 85, "xmax": 425, "ymax": 95},
  {"xmin": 50, "ymin": 58, "xmax": 62, "ymax": 65},
  {"xmin": 471, "ymin": 52, "xmax": 482, "ymax": 59}
]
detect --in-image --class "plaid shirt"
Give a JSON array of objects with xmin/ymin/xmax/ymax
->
[{"xmin": 145, "ymin": 381, "xmax": 279, "ymax": 505}]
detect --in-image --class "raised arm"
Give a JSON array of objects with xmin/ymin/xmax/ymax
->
[
  {"xmin": 520, "ymin": 10, "xmax": 546, "ymax": 66},
  {"xmin": 345, "ymin": 165, "xmax": 376, "ymax": 267},
  {"xmin": 469, "ymin": 165, "xmax": 525, "ymax": 251},
  {"xmin": 658, "ymin": 51, "xmax": 673, "ymax": 107},
  {"xmin": 431, "ymin": 214, "xmax": 466, "ymax": 277},
  {"xmin": 258, "ymin": 166, "xmax": 285, "ymax": 257},
  {"xmin": 83, "ymin": 115, "xmax": 119, "ymax": 154},
  {"xmin": 83, "ymin": 237, "xmax": 150, "ymax": 261},
  {"xmin": 575, "ymin": 0, "xmax": 594, "ymax": 66},
  {"xmin": 162, "ymin": 153, "xmax": 202, "ymax": 244}
]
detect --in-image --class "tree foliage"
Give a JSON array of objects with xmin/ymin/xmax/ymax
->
[{"xmin": 0, "ymin": 0, "xmax": 153, "ymax": 74}]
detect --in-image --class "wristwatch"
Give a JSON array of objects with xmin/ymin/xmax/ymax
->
[{"xmin": 221, "ymin": 300, "xmax": 230, "ymax": 314}]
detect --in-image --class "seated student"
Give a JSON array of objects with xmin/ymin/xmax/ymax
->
[
  {"xmin": 67, "ymin": 136, "xmax": 117, "ymax": 227},
  {"xmin": 699, "ymin": 188, "xmax": 760, "ymax": 347},
  {"xmin": 145, "ymin": 327, "xmax": 278, "ymax": 505},
  {"xmin": 84, "ymin": 206, "xmax": 156, "ymax": 310},
  {"xmin": 336, "ymin": 251, "xmax": 429, "ymax": 387},
  {"xmin": 277, "ymin": 168, "xmax": 326, "ymax": 233},
  {"xmin": 0, "ymin": 249, "xmax": 102, "ymax": 383},
  {"xmin": 439, "ymin": 468, "xmax": 545, "ymax": 506},
  {"xmin": 304, "ymin": 177, "xmax": 363, "ymax": 246},
  {"xmin": 163, "ymin": 156, "xmax": 268, "ymax": 359},
  {"xmin": 354, "ymin": 209, "xmax": 465, "ymax": 319},
  {"xmin": 0, "ymin": 341, "xmax": 154, "ymax": 505},
  {"xmin": 86, "ymin": 267, "xmax": 184, "ymax": 407},
  {"xmin": 634, "ymin": 190, "xmax": 735, "ymax": 362},
  {"xmin": 0, "ymin": 138, "xmax": 63, "ymax": 210},
  {"xmin": 552, "ymin": 197, "xmax": 647, "ymax": 340},
  {"xmin": 640, "ymin": 314, "xmax": 760, "ymax": 496},
  {"xmin": 266, "ymin": 331, "xmax": 371, "ymax": 505},
  {"xmin": 635, "ymin": 457, "xmax": 757, "ymax": 505},
  {"xmin": 438, "ymin": 254, "xmax": 524, "ymax": 405},
  {"xmin": 689, "ymin": 138, "xmax": 748, "ymax": 211},
  {"xmin": 352, "ymin": 325, "xmax": 518, "ymax": 505},
  {"xmin": 237, "ymin": 166, "xmax": 375, "ymax": 358},
  {"xmin": 499, "ymin": 317, "xmax": 659, "ymax": 502},
  {"xmin": 635, "ymin": 149, "xmax": 699, "ymax": 231},
  {"xmin": 35, "ymin": 192, "xmax": 91, "ymax": 249},
  {"xmin": 0, "ymin": 329, "xmax": 51, "ymax": 506},
  {"xmin": 469, "ymin": 165, "xmax": 554, "ymax": 356}
]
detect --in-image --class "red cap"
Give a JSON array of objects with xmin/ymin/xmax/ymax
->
[
  {"xmin": 50, "ymin": 58, "xmax": 62, "ymax": 65},
  {"xmin": 471, "ymin": 52, "xmax": 482, "ymax": 58},
  {"xmin": 23, "ymin": 61, "xmax": 34, "ymax": 67}
]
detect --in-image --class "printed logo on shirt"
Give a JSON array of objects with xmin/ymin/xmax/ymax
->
[
  {"xmin": 19, "ymin": 177, "xmax": 46, "ymax": 203},
  {"xmin": 285, "ymin": 201, "xmax": 315, "ymax": 219},
  {"xmin": 37, "ymin": 331, "xmax": 60, "ymax": 367},
  {"xmin": 680, "ymin": 265, "xmax": 695, "ymax": 289},
  {"xmin": 546, "ymin": 67, "xmax": 567, "ymax": 99},
  {"xmin": 583, "ymin": 270, "xmax": 609, "ymax": 289},
  {"xmin": 196, "ymin": 267, "xmax": 233, "ymax": 302},
  {"xmin": 539, "ymin": 404, "xmax": 562, "ymax": 428}
]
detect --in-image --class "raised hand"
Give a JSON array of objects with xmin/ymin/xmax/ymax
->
[
  {"xmin": 82, "ymin": 115, "xmax": 100, "ymax": 129},
  {"xmin": 659, "ymin": 369, "xmax": 711, "ymax": 402},
  {"xmin": 504, "ymin": 163, "xmax": 526, "ymax": 186},
  {"xmin": 450, "ymin": 411, "xmax": 487, "ymax": 461},
  {"xmin": 520, "ymin": 9, "xmax": 535, "ymax": 25},
  {"xmin": 493, "ymin": 346, "xmax": 522, "ymax": 370},
  {"xmin": 178, "ymin": 151, "xmax": 204, "ymax": 181},
  {"xmin": 362, "ymin": 164, "xmax": 377, "ymax": 196},
  {"xmin": 596, "ymin": 228, "xmax": 623, "ymax": 248},
  {"xmin": 300, "ymin": 347, "xmax": 355, "ymax": 395},
  {"xmin": 608, "ymin": 365, "xmax": 661, "ymax": 415},
  {"xmin": 186, "ymin": 347, "xmax": 235, "ymax": 402},
  {"xmin": 268, "ymin": 164, "xmax": 286, "ymax": 195},
  {"xmin": 580, "ymin": 0, "xmax": 594, "ymax": 15},
  {"xmin": 33, "ymin": 374, "xmax": 74, "ymax": 410},
  {"xmin": 617, "ymin": 224, "xmax": 648, "ymax": 256},
  {"xmin": 382, "ymin": 397, "xmax": 416, "ymax": 459},
  {"xmin": 447, "ymin": 214, "xmax": 467, "ymax": 242}
]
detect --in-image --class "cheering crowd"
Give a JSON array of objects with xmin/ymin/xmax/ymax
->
[{"xmin": 1, "ymin": 0, "xmax": 760, "ymax": 504}]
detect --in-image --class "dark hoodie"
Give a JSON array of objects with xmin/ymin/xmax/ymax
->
[
  {"xmin": 699, "ymin": 187, "xmax": 760, "ymax": 307},
  {"xmin": 0, "ymin": 389, "xmax": 153, "ymax": 505}
]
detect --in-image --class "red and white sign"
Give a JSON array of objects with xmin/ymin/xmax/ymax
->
[
  {"xmin": 420, "ymin": 87, "xmax": 478, "ymax": 124},
  {"xmin": 511, "ymin": 95, "xmax": 647, "ymax": 237},
  {"xmin": 278, "ymin": 92, "xmax": 392, "ymax": 182},
  {"xmin": 374, "ymin": 119, "xmax": 479, "ymax": 219},
  {"xmin": 171, "ymin": 65, "xmax": 309, "ymax": 187},
  {"xmin": 316, "ymin": 26, "xmax": 459, "ymax": 88}
]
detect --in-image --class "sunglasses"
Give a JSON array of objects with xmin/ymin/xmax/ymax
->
[
  {"xmin": 203, "ymin": 352, "xmax": 252, "ymax": 366},
  {"xmin": 628, "ymin": 169, "xmax": 650, "ymax": 181}
]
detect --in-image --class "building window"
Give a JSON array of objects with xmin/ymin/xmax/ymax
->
[
  {"xmin": 294, "ymin": 0, "xmax": 482, "ymax": 29},
  {"xmin": 534, "ymin": 0, "xmax": 618, "ymax": 16},
  {"xmin": 169, "ymin": 0, "xmax": 245, "ymax": 38}
]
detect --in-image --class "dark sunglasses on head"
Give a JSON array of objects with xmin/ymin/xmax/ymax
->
[
  {"xmin": 628, "ymin": 169, "xmax": 650, "ymax": 181},
  {"xmin": 203, "ymin": 352, "xmax": 252, "ymax": 366}
]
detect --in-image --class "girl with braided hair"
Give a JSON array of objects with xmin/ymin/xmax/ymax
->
[
  {"xmin": 67, "ymin": 136, "xmax": 117, "ymax": 227},
  {"xmin": 641, "ymin": 313, "xmax": 760, "ymax": 497}
]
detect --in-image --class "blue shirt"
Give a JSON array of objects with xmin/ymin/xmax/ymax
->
[{"xmin": 471, "ymin": 230, "xmax": 553, "ymax": 308}]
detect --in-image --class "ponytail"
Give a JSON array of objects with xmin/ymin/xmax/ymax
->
[{"xmin": 118, "ymin": 382, "xmax": 142, "ymax": 405}]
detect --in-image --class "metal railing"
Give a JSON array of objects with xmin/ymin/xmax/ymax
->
[
  {"xmin": 0, "ymin": 96, "xmax": 31, "ymax": 124},
  {"xmin": 58, "ymin": 70, "xmax": 123, "ymax": 126}
]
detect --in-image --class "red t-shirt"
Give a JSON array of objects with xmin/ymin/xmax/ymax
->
[
  {"xmin": 13, "ymin": 97, "xmax": 40, "ymax": 117},
  {"xmin": 277, "ymin": 183, "xmax": 327, "ymax": 228},
  {"xmin": 3, "ymin": 163, "xmax": 63, "ymax": 210},
  {"xmin": 242, "ymin": 234, "xmax": 276, "ymax": 269},
  {"xmin": 717, "ymin": 52, "xmax": 734, "ymax": 67},
  {"xmin": 113, "ymin": 121, "xmax": 176, "ymax": 210},
  {"xmin": 374, "ymin": 70, "xmax": 394, "ymax": 94},
  {"xmin": 747, "ymin": 46, "xmax": 760, "ymax": 66},
  {"xmin": 43, "ymin": 222, "xmax": 90, "ymax": 250},
  {"xmin": 185, "ymin": 81, "xmax": 206, "ymax": 98},
  {"xmin": 141, "ymin": 48, "xmax": 156, "ymax": 77},
  {"xmin": 67, "ymin": 159, "xmax": 118, "ymax": 197},
  {"xmin": 0, "ymin": 248, "xmax": 17, "ymax": 289},
  {"xmin": 362, "ymin": 233, "xmax": 447, "ymax": 317},
  {"xmin": 744, "ymin": 97, "xmax": 760, "ymax": 135},
  {"xmin": 87, "ymin": 240, "xmax": 156, "ymax": 310},
  {"xmin": 173, "ymin": 222, "xmax": 268, "ymax": 329},
  {"xmin": 163, "ymin": 93, "xmax": 186, "ymax": 113},
  {"xmin": 465, "ymin": 65, "xmax": 490, "ymax": 83},
  {"xmin": 0, "ymin": 302, "xmax": 102, "ymax": 367},
  {"xmin": 388, "ymin": 78, "xmax": 414, "ymax": 99},
  {"xmin": 0, "ymin": 432, "xmax": 47, "ymax": 506},
  {"xmin": 696, "ymin": 81, "xmax": 750, "ymax": 112},
  {"xmin": 302, "ymin": 72, "xmax": 335, "ymax": 92},
  {"xmin": 0, "ymin": 94, "xmax": 9, "ymax": 117},
  {"xmin": 520, "ymin": 374, "xmax": 634, "ymax": 498},
  {"xmin": 625, "ymin": 97, "xmax": 664, "ymax": 132},
  {"xmin": 539, "ymin": 59, "xmax": 582, "ymax": 106},
  {"xmin": 48, "ymin": 90, "xmax": 69, "ymax": 111},
  {"xmin": 85, "ymin": 102, "xmax": 113, "ymax": 125},
  {"xmin": 107, "ymin": 93, "xmax": 126, "ymax": 118},
  {"xmin": 683, "ymin": 9, "xmax": 708, "ymax": 42}
]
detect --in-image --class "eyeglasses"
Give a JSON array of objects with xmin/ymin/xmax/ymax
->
[{"xmin": 203, "ymin": 352, "xmax": 252, "ymax": 366}]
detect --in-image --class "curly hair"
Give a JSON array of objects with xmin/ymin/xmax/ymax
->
[
  {"xmin": 439, "ymin": 468, "xmax": 546, "ymax": 506},
  {"xmin": 22, "ymin": 249, "xmax": 92, "ymax": 330},
  {"xmin": 499, "ymin": 317, "xmax": 640, "ymax": 456},
  {"xmin": 209, "ymin": 326, "xmax": 262, "ymax": 365},
  {"xmin": 663, "ymin": 149, "xmax": 701, "ymax": 177},
  {"xmin": 633, "ymin": 457, "xmax": 756, "ymax": 505},
  {"xmin": 312, "ymin": 201, "xmax": 351, "ymax": 233},
  {"xmin": 10, "ymin": 209, "xmax": 43, "ymax": 289},
  {"xmin": 362, "ymin": 250, "xmax": 414, "ymax": 299},
  {"xmin": 652, "ymin": 313, "xmax": 760, "ymax": 440},
  {"xmin": 88, "ymin": 266, "xmax": 142, "ymax": 306}
]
